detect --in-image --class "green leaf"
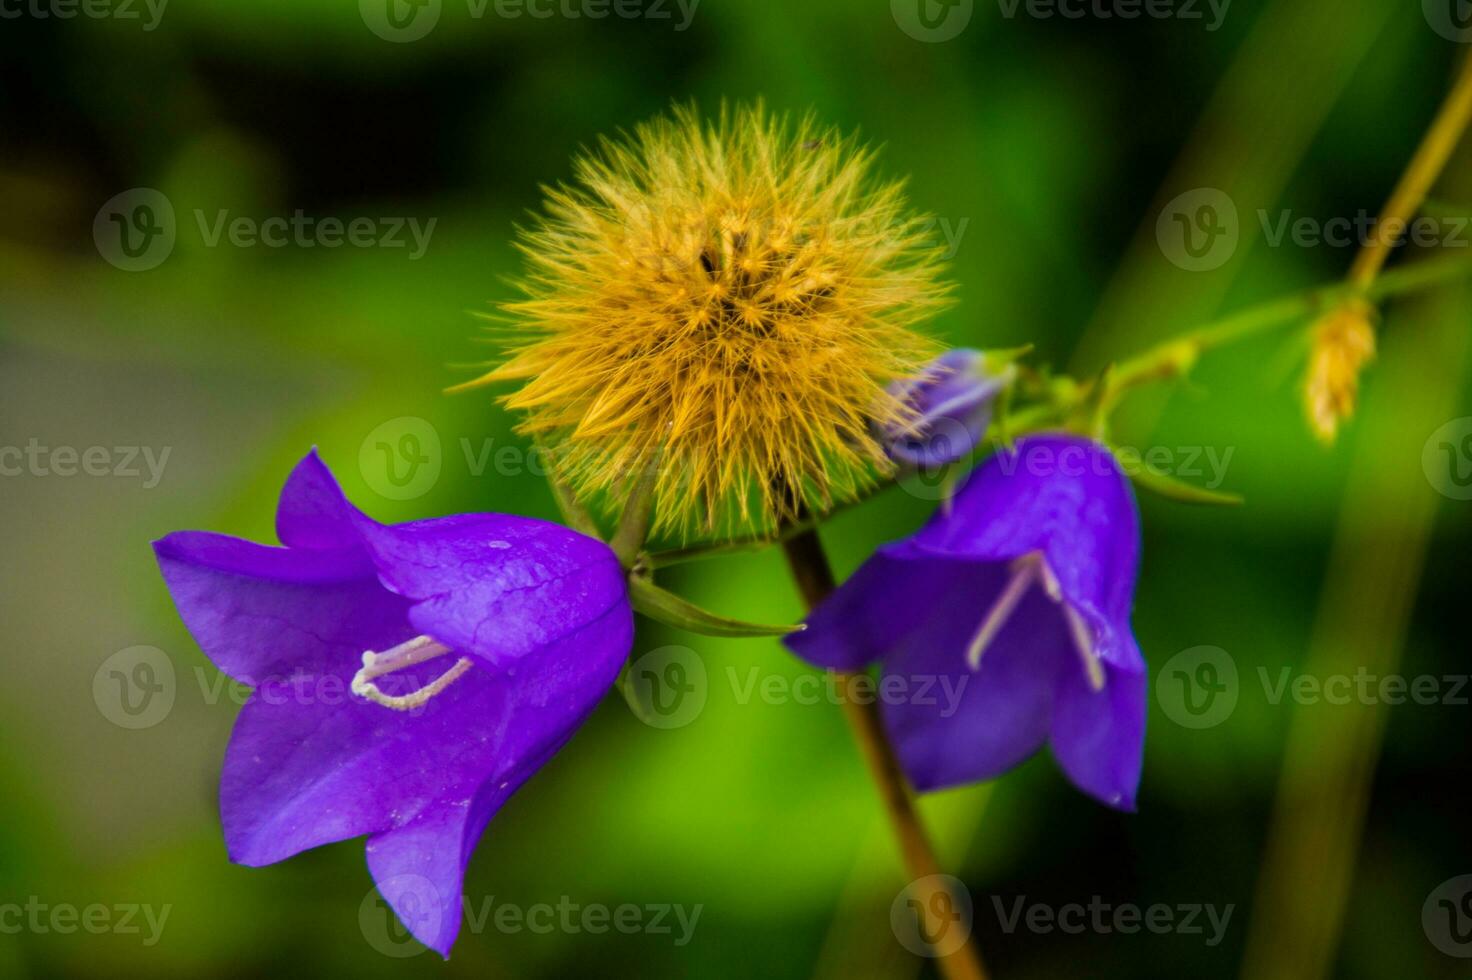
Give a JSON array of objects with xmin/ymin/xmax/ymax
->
[{"xmin": 628, "ymin": 575, "xmax": 803, "ymax": 638}]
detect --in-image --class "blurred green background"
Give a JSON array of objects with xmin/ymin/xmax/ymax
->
[{"xmin": 2, "ymin": 0, "xmax": 1470, "ymax": 977}]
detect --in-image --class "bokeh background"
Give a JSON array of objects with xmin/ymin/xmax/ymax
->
[{"xmin": 2, "ymin": 0, "xmax": 1470, "ymax": 977}]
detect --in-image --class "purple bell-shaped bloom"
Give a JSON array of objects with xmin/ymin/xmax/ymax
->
[
  {"xmin": 878, "ymin": 348, "xmax": 1014, "ymax": 469},
  {"xmin": 153, "ymin": 451, "xmax": 633, "ymax": 956},
  {"xmin": 786, "ymin": 434, "xmax": 1146, "ymax": 810}
]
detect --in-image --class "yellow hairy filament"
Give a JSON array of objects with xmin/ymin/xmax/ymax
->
[{"xmin": 455, "ymin": 103, "xmax": 951, "ymax": 536}]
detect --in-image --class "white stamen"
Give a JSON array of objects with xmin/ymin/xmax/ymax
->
[
  {"xmin": 1032, "ymin": 557, "xmax": 1107, "ymax": 691},
  {"xmin": 963, "ymin": 551, "xmax": 1107, "ymax": 691},
  {"xmin": 351, "ymin": 635, "xmax": 473, "ymax": 711},
  {"xmin": 1060, "ymin": 605, "xmax": 1106, "ymax": 692},
  {"xmin": 965, "ymin": 554, "xmax": 1041, "ymax": 670}
]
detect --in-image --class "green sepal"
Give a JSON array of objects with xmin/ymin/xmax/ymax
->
[
  {"xmin": 548, "ymin": 475, "xmax": 601, "ymax": 539},
  {"xmin": 1128, "ymin": 462, "xmax": 1244, "ymax": 506},
  {"xmin": 981, "ymin": 344, "xmax": 1033, "ymax": 375},
  {"xmin": 627, "ymin": 574, "xmax": 803, "ymax": 637}
]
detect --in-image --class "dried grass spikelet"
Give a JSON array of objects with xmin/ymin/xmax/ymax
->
[
  {"xmin": 456, "ymin": 103, "xmax": 951, "ymax": 536},
  {"xmin": 1303, "ymin": 297, "xmax": 1377, "ymax": 445}
]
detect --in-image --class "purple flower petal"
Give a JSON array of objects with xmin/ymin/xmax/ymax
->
[
  {"xmin": 153, "ymin": 450, "xmax": 635, "ymax": 957},
  {"xmin": 275, "ymin": 448, "xmax": 367, "ymax": 551},
  {"xmin": 878, "ymin": 559, "xmax": 1070, "ymax": 791},
  {"xmin": 223, "ymin": 599, "xmax": 630, "ymax": 955},
  {"xmin": 153, "ymin": 531, "xmax": 400, "ymax": 684},
  {"xmin": 783, "ymin": 544, "xmax": 956, "ymax": 672},
  {"xmin": 1049, "ymin": 651, "xmax": 1146, "ymax": 811},
  {"xmin": 909, "ymin": 435, "xmax": 1143, "ymax": 671},
  {"xmin": 785, "ymin": 434, "xmax": 1147, "ymax": 810},
  {"xmin": 354, "ymin": 514, "xmax": 628, "ymax": 676}
]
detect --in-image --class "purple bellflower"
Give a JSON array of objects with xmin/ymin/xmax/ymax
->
[
  {"xmin": 153, "ymin": 451, "xmax": 633, "ymax": 956},
  {"xmin": 878, "ymin": 348, "xmax": 1015, "ymax": 469},
  {"xmin": 786, "ymin": 434, "xmax": 1146, "ymax": 810}
]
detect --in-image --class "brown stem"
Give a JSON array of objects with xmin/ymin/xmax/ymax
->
[{"xmin": 781, "ymin": 528, "xmax": 988, "ymax": 980}]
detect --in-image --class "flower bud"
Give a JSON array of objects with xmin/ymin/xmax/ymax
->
[
  {"xmin": 879, "ymin": 348, "xmax": 1015, "ymax": 468},
  {"xmin": 1303, "ymin": 299, "xmax": 1376, "ymax": 444}
]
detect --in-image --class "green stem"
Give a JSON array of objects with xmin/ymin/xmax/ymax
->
[
  {"xmin": 609, "ymin": 458, "xmax": 660, "ymax": 568},
  {"xmin": 647, "ymin": 478, "xmax": 905, "ymax": 568},
  {"xmin": 1109, "ymin": 249, "xmax": 1472, "ymax": 397},
  {"xmin": 650, "ymin": 249, "xmax": 1472, "ymax": 569}
]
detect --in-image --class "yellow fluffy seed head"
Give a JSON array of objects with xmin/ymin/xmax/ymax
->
[
  {"xmin": 1303, "ymin": 298, "xmax": 1377, "ymax": 445},
  {"xmin": 459, "ymin": 103, "xmax": 951, "ymax": 536}
]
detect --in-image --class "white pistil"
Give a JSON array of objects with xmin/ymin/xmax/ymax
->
[
  {"xmin": 964, "ymin": 551, "xmax": 1107, "ymax": 692},
  {"xmin": 351, "ymin": 635, "xmax": 474, "ymax": 712}
]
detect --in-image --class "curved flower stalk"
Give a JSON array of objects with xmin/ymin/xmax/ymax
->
[
  {"xmin": 153, "ymin": 451, "xmax": 633, "ymax": 956},
  {"xmin": 787, "ymin": 435, "xmax": 1146, "ymax": 809}
]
